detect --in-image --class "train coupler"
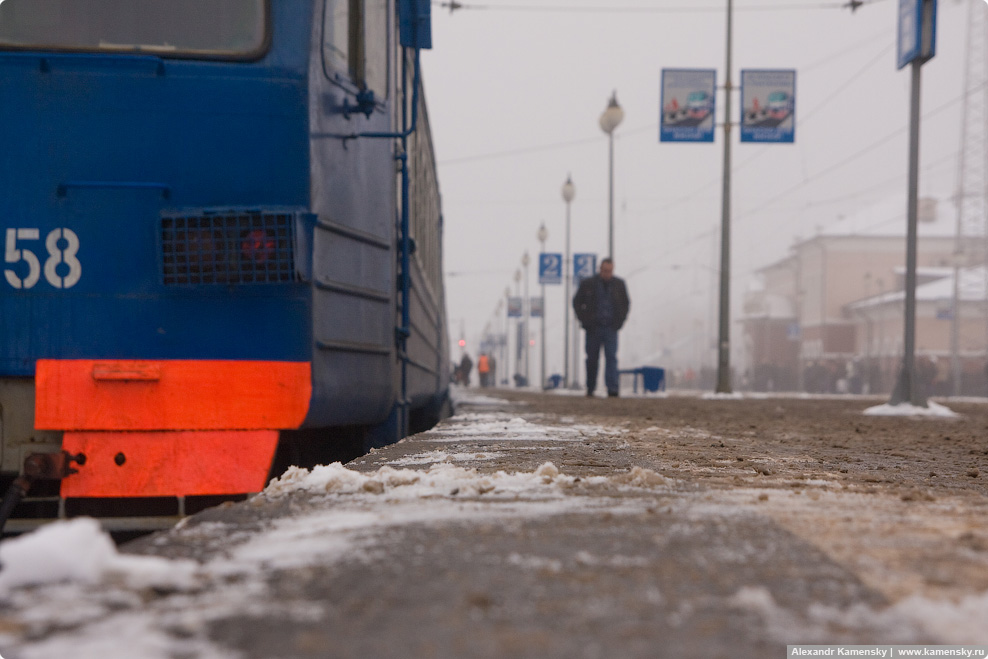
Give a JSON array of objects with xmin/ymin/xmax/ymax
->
[
  {"xmin": 0, "ymin": 451, "xmax": 85, "ymax": 537},
  {"xmin": 24, "ymin": 450, "xmax": 87, "ymax": 481}
]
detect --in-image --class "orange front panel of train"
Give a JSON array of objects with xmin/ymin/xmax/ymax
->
[
  {"xmin": 35, "ymin": 360, "xmax": 312, "ymax": 431},
  {"xmin": 60, "ymin": 430, "xmax": 279, "ymax": 497}
]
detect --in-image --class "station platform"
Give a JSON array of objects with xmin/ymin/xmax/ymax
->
[{"xmin": 1, "ymin": 388, "xmax": 986, "ymax": 657}]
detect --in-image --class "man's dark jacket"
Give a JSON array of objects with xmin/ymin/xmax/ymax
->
[{"xmin": 573, "ymin": 275, "xmax": 630, "ymax": 330}]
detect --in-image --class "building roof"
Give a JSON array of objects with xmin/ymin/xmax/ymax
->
[
  {"xmin": 755, "ymin": 196, "xmax": 958, "ymax": 277},
  {"xmin": 807, "ymin": 195, "xmax": 957, "ymax": 241},
  {"xmin": 847, "ymin": 266, "xmax": 988, "ymax": 311}
]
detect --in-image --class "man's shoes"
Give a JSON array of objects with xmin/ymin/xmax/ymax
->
[
  {"xmin": 607, "ymin": 390, "xmax": 619, "ymax": 398},
  {"xmin": 586, "ymin": 390, "xmax": 595, "ymax": 397}
]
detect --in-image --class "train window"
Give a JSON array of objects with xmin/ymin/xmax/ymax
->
[
  {"xmin": 0, "ymin": 0, "xmax": 268, "ymax": 59},
  {"xmin": 323, "ymin": 0, "xmax": 351, "ymax": 78},
  {"xmin": 323, "ymin": 0, "xmax": 388, "ymax": 99},
  {"xmin": 364, "ymin": 0, "xmax": 388, "ymax": 97}
]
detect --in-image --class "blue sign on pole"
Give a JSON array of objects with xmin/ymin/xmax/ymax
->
[
  {"xmin": 573, "ymin": 254, "xmax": 597, "ymax": 285},
  {"xmin": 660, "ymin": 69, "xmax": 716, "ymax": 143},
  {"xmin": 897, "ymin": 0, "xmax": 936, "ymax": 70},
  {"xmin": 740, "ymin": 70, "xmax": 796, "ymax": 144},
  {"xmin": 539, "ymin": 253, "xmax": 562, "ymax": 285},
  {"xmin": 507, "ymin": 296, "xmax": 523, "ymax": 318}
]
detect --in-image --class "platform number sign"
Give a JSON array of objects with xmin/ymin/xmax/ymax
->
[
  {"xmin": 4, "ymin": 228, "xmax": 82, "ymax": 289},
  {"xmin": 897, "ymin": 0, "xmax": 936, "ymax": 70},
  {"xmin": 573, "ymin": 253, "xmax": 596, "ymax": 285},
  {"xmin": 539, "ymin": 253, "xmax": 562, "ymax": 285}
]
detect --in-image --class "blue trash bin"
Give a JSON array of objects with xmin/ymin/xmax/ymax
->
[{"xmin": 641, "ymin": 367, "xmax": 665, "ymax": 392}]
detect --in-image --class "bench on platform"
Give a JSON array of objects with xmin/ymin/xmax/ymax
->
[{"xmin": 619, "ymin": 366, "xmax": 665, "ymax": 393}]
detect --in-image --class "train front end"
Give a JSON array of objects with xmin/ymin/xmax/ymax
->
[{"xmin": 0, "ymin": 0, "xmax": 315, "ymax": 530}]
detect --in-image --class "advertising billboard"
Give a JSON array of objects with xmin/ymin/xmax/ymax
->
[
  {"xmin": 660, "ymin": 69, "xmax": 716, "ymax": 143},
  {"xmin": 740, "ymin": 69, "xmax": 796, "ymax": 144}
]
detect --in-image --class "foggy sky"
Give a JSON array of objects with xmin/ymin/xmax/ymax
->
[{"xmin": 424, "ymin": 0, "xmax": 977, "ymax": 378}]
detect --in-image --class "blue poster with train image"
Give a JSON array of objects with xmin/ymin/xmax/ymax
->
[{"xmin": 740, "ymin": 69, "xmax": 796, "ymax": 143}]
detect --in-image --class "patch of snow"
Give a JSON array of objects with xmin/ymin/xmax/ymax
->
[
  {"xmin": 888, "ymin": 590, "xmax": 988, "ymax": 643},
  {"xmin": 863, "ymin": 400, "xmax": 959, "ymax": 417},
  {"xmin": 731, "ymin": 584, "xmax": 988, "ymax": 644},
  {"xmin": 261, "ymin": 460, "xmax": 668, "ymax": 500},
  {"xmin": 425, "ymin": 412, "xmax": 616, "ymax": 442},
  {"xmin": 507, "ymin": 552, "xmax": 563, "ymax": 573},
  {"xmin": 449, "ymin": 387, "xmax": 510, "ymax": 406},
  {"xmin": 547, "ymin": 388, "xmax": 590, "ymax": 397},
  {"xmin": 701, "ymin": 392, "xmax": 745, "ymax": 400},
  {"xmin": 385, "ymin": 450, "xmax": 501, "ymax": 466},
  {"xmin": 0, "ymin": 518, "xmax": 197, "ymax": 595}
]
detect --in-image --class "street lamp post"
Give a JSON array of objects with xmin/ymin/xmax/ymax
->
[
  {"xmin": 503, "ymin": 287, "xmax": 510, "ymax": 385},
  {"xmin": 561, "ymin": 175, "xmax": 575, "ymax": 388},
  {"xmin": 537, "ymin": 223, "xmax": 548, "ymax": 390},
  {"xmin": 513, "ymin": 270, "xmax": 521, "ymax": 385},
  {"xmin": 949, "ymin": 250, "xmax": 965, "ymax": 396},
  {"xmin": 493, "ymin": 299, "xmax": 503, "ymax": 387},
  {"xmin": 599, "ymin": 92, "xmax": 624, "ymax": 261},
  {"xmin": 522, "ymin": 251, "xmax": 531, "ymax": 387}
]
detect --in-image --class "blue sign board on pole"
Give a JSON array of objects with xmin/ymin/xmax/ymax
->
[
  {"xmin": 740, "ymin": 70, "xmax": 796, "ymax": 144},
  {"xmin": 897, "ymin": 0, "xmax": 936, "ymax": 70},
  {"xmin": 539, "ymin": 253, "xmax": 562, "ymax": 285},
  {"xmin": 660, "ymin": 69, "xmax": 716, "ymax": 143},
  {"xmin": 573, "ymin": 254, "xmax": 597, "ymax": 285},
  {"xmin": 507, "ymin": 296, "xmax": 523, "ymax": 318}
]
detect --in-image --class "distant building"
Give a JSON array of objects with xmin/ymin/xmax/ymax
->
[{"xmin": 741, "ymin": 197, "xmax": 988, "ymax": 395}]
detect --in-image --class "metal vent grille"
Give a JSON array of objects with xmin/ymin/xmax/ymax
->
[{"xmin": 161, "ymin": 212, "xmax": 295, "ymax": 285}]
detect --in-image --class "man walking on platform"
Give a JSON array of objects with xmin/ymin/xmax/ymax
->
[{"xmin": 573, "ymin": 258, "xmax": 630, "ymax": 397}]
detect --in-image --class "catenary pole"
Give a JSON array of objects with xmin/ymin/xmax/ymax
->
[{"xmin": 716, "ymin": 0, "xmax": 734, "ymax": 394}]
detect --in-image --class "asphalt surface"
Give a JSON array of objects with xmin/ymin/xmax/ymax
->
[{"xmin": 114, "ymin": 388, "xmax": 988, "ymax": 658}]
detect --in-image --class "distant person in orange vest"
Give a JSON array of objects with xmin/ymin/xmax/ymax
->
[{"xmin": 477, "ymin": 353, "xmax": 491, "ymax": 387}]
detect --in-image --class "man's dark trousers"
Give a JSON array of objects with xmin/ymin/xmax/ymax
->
[{"xmin": 585, "ymin": 326, "xmax": 619, "ymax": 395}]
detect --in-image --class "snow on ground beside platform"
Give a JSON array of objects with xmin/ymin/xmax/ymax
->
[
  {"xmin": 448, "ymin": 385, "xmax": 513, "ymax": 407},
  {"xmin": 428, "ymin": 411, "xmax": 622, "ymax": 442},
  {"xmin": 863, "ymin": 400, "xmax": 959, "ymax": 417},
  {"xmin": 730, "ymin": 584, "xmax": 988, "ymax": 644},
  {"xmin": 701, "ymin": 391, "xmax": 746, "ymax": 400},
  {"xmin": 385, "ymin": 450, "xmax": 501, "ymax": 465}
]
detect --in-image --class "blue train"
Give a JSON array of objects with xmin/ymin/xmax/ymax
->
[{"xmin": 0, "ymin": 0, "xmax": 447, "ymax": 531}]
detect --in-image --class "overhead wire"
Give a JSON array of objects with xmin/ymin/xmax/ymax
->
[
  {"xmin": 736, "ymin": 82, "xmax": 982, "ymax": 221},
  {"xmin": 434, "ymin": 1, "xmax": 890, "ymax": 14},
  {"xmin": 436, "ymin": 28, "xmax": 891, "ymax": 169},
  {"xmin": 629, "ymin": 38, "xmax": 894, "ymax": 217}
]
